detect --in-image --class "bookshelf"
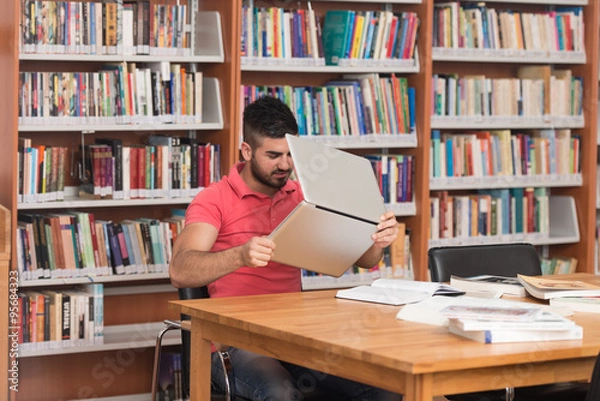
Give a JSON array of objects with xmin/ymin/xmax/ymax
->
[
  {"xmin": 0, "ymin": 0, "xmax": 597, "ymax": 400},
  {"xmin": 428, "ymin": 0, "xmax": 599, "ymax": 275},
  {"xmin": 6, "ymin": 0, "xmax": 242, "ymax": 399},
  {"xmin": 240, "ymin": 0, "xmax": 433, "ymax": 282}
]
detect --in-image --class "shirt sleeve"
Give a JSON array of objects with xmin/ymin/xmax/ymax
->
[{"xmin": 185, "ymin": 185, "xmax": 223, "ymax": 231}]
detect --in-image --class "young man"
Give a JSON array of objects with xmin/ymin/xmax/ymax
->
[{"xmin": 170, "ymin": 96, "xmax": 401, "ymax": 400}]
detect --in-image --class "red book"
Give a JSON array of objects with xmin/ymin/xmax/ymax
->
[
  {"xmin": 137, "ymin": 146, "xmax": 146, "ymax": 199},
  {"xmin": 129, "ymin": 146, "xmax": 139, "ymax": 198},
  {"xmin": 87, "ymin": 213, "xmax": 101, "ymax": 270},
  {"xmin": 386, "ymin": 16, "xmax": 398, "ymax": 59}
]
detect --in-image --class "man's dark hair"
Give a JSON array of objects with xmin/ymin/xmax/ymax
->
[{"xmin": 243, "ymin": 96, "xmax": 298, "ymax": 148}]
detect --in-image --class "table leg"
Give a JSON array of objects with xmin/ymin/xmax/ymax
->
[
  {"xmin": 403, "ymin": 374, "xmax": 434, "ymax": 401},
  {"xmin": 190, "ymin": 318, "xmax": 212, "ymax": 401}
]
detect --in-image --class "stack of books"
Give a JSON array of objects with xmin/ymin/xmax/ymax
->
[
  {"xmin": 442, "ymin": 303, "xmax": 582, "ymax": 344},
  {"xmin": 518, "ymin": 273, "xmax": 600, "ymax": 314}
]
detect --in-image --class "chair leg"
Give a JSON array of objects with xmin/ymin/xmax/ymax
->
[
  {"xmin": 217, "ymin": 350, "xmax": 235, "ymax": 401},
  {"xmin": 505, "ymin": 387, "xmax": 515, "ymax": 401},
  {"xmin": 151, "ymin": 321, "xmax": 182, "ymax": 401}
]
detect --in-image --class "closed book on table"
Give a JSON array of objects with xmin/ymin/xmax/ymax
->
[
  {"xmin": 449, "ymin": 323, "xmax": 583, "ymax": 344},
  {"xmin": 450, "ymin": 275, "xmax": 526, "ymax": 297}
]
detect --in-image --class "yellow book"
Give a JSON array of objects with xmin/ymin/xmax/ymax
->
[{"xmin": 350, "ymin": 14, "xmax": 365, "ymax": 59}]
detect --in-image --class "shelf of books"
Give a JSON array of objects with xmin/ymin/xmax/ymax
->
[
  {"xmin": 9, "ymin": 0, "xmax": 241, "ymax": 399},
  {"xmin": 240, "ymin": 0, "xmax": 431, "ymax": 279},
  {"xmin": 19, "ymin": 320, "xmax": 180, "ymax": 358},
  {"xmin": 427, "ymin": 0, "xmax": 599, "ymax": 277}
]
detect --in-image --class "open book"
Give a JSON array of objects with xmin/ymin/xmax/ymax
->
[
  {"xmin": 517, "ymin": 273, "xmax": 600, "ymax": 300},
  {"xmin": 335, "ymin": 279, "xmax": 464, "ymax": 306}
]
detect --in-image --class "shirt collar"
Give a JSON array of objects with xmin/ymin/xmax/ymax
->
[{"xmin": 228, "ymin": 162, "xmax": 298, "ymax": 199}]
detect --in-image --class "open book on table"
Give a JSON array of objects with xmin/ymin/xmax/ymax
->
[
  {"xmin": 335, "ymin": 279, "xmax": 465, "ymax": 306},
  {"xmin": 517, "ymin": 273, "xmax": 600, "ymax": 300}
]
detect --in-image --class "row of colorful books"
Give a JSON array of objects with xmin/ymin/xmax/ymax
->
[
  {"xmin": 432, "ymin": 69, "xmax": 583, "ymax": 119},
  {"xmin": 429, "ymin": 188, "xmax": 550, "ymax": 240},
  {"xmin": 18, "ymin": 64, "xmax": 203, "ymax": 125},
  {"xmin": 18, "ymin": 136, "xmax": 220, "ymax": 204},
  {"xmin": 366, "ymin": 154, "xmax": 414, "ymax": 204},
  {"xmin": 241, "ymin": 2, "xmax": 323, "ymax": 62},
  {"xmin": 431, "ymin": 129, "xmax": 581, "ymax": 179},
  {"xmin": 322, "ymin": 9, "xmax": 419, "ymax": 66},
  {"xmin": 18, "ymin": 139, "xmax": 67, "ymax": 204},
  {"xmin": 433, "ymin": 3, "xmax": 584, "ymax": 53},
  {"xmin": 17, "ymin": 284, "xmax": 104, "ymax": 350},
  {"xmin": 21, "ymin": 1, "xmax": 192, "ymax": 56},
  {"xmin": 240, "ymin": 3, "xmax": 420, "ymax": 66},
  {"xmin": 78, "ymin": 136, "xmax": 220, "ymax": 201},
  {"xmin": 16, "ymin": 211, "xmax": 185, "ymax": 281},
  {"xmin": 242, "ymin": 73, "xmax": 416, "ymax": 137},
  {"xmin": 432, "ymin": 67, "xmax": 583, "ymax": 119}
]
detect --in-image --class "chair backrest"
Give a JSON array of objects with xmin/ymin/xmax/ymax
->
[
  {"xmin": 179, "ymin": 286, "xmax": 210, "ymax": 398},
  {"xmin": 428, "ymin": 243, "xmax": 542, "ymax": 283}
]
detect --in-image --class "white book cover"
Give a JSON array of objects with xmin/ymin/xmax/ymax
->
[
  {"xmin": 450, "ymin": 310, "xmax": 576, "ymax": 332},
  {"xmin": 449, "ymin": 324, "xmax": 582, "ymax": 344}
]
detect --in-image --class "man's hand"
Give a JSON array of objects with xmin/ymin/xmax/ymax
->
[
  {"xmin": 372, "ymin": 211, "xmax": 399, "ymax": 249},
  {"xmin": 241, "ymin": 236, "xmax": 276, "ymax": 267}
]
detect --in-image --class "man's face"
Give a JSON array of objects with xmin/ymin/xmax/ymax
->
[{"xmin": 249, "ymin": 137, "xmax": 294, "ymax": 189}]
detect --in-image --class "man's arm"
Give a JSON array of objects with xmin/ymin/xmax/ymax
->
[
  {"xmin": 169, "ymin": 222, "xmax": 276, "ymax": 288},
  {"xmin": 354, "ymin": 211, "xmax": 399, "ymax": 269}
]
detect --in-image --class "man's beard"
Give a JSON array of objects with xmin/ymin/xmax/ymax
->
[{"xmin": 250, "ymin": 156, "xmax": 290, "ymax": 189}]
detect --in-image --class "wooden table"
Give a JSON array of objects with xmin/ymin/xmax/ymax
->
[{"xmin": 171, "ymin": 290, "xmax": 600, "ymax": 401}]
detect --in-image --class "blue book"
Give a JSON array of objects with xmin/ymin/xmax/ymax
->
[
  {"xmin": 431, "ymin": 130, "xmax": 441, "ymax": 178},
  {"xmin": 408, "ymin": 87, "xmax": 416, "ymax": 131},
  {"xmin": 395, "ymin": 13, "xmax": 410, "ymax": 59},
  {"xmin": 363, "ymin": 12, "xmax": 376, "ymax": 59},
  {"xmin": 322, "ymin": 10, "xmax": 355, "ymax": 65},
  {"xmin": 106, "ymin": 222, "xmax": 124, "ymax": 274},
  {"xmin": 445, "ymin": 136, "xmax": 454, "ymax": 177},
  {"xmin": 510, "ymin": 188, "xmax": 524, "ymax": 234},
  {"xmin": 89, "ymin": 3, "xmax": 96, "ymax": 53},
  {"xmin": 294, "ymin": 87, "xmax": 306, "ymax": 135},
  {"xmin": 344, "ymin": 11, "xmax": 356, "ymax": 59}
]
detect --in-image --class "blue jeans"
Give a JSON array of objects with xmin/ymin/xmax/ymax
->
[{"xmin": 211, "ymin": 347, "xmax": 403, "ymax": 401}]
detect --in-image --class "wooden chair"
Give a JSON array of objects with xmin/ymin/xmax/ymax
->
[{"xmin": 428, "ymin": 243, "xmax": 589, "ymax": 401}]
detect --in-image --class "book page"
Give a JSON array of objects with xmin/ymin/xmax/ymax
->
[
  {"xmin": 371, "ymin": 278, "xmax": 462, "ymax": 296},
  {"xmin": 336, "ymin": 286, "xmax": 429, "ymax": 306}
]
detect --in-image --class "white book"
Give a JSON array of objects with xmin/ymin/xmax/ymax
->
[
  {"xmin": 549, "ymin": 297, "xmax": 600, "ymax": 314},
  {"xmin": 449, "ymin": 310, "xmax": 576, "ymax": 332},
  {"xmin": 335, "ymin": 279, "xmax": 464, "ymax": 306},
  {"xmin": 449, "ymin": 323, "xmax": 583, "ymax": 344},
  {"xmin": 450, "ymin": 275, "xmax": 526, "ymax": 297}
]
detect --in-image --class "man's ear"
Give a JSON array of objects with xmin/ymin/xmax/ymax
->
[{"xmin": 240, "ymin": 142, "xmax": 252, "ymax": 162}]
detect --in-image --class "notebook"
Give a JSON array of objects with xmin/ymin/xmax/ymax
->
[{"xmin": 268, "ymin": 134, "xmax": 386, "ymax": 277}]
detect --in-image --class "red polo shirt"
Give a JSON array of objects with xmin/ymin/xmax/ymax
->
[{"xmin": 185, "ymin": 162, "xmax": 304, "ymax": 298}]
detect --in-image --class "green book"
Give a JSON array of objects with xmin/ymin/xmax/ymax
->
[{"xmin": 322, "ymin": 10, "xmax": 354, "ymax": 66}]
